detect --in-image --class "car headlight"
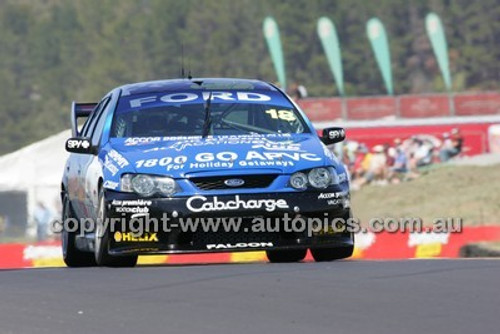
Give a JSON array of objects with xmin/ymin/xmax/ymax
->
[
  {"xmin": 120, "ymin": 174, "xmax": 178, "ymax": 197},
  {"xmin": 131, "ymin": 175, "xmax": 156, "ymax": 196},
  {"xmin": 156, "ymin": 177, "xmax": 177, "ymax": 196},
  {"xmin": 308, "ymin": 168, "xmax": 331, "ymax": 189},
  {"xmin": 290, "ymin": 172, "xmax": 308, "ymax": 190}
]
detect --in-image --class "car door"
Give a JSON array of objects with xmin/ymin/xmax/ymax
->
[
  {"xmin": 67, "ymin": 101, "xmax": 103, "ymax": 219},
  {"xmin": 79, "ymin": 96, "xmax": 112, "ymax": 220},
  {"xmin": 73, "ymin": 97, "xmax": 110, "ymax": 219}
]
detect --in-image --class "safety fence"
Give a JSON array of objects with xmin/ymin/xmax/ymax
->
[{"xmin": 297, "ymin": 92, "xmax": 500, "ymax": 122}]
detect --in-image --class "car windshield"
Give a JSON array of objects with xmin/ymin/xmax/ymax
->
[{"xmin": 111, "ymin": 90, "xmax": 309, "ymax": 137}]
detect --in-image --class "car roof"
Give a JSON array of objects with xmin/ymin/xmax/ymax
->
[{"xmin": 119, "ymin": 78, "xmax": 278, "ymax": 96}]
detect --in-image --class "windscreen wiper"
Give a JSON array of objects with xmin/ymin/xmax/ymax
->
[{"xmin": 202, "ymin": 92, "xmax": 213, "ymax": 138}]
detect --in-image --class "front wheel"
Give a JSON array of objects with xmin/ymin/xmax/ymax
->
[
  {"xmin": 61, "ymin": 194, "xmax": 96, "ymax": 267},
  {"xmin": 266, "ymin": 249, "xmax": 307, "ymax": 263},
  {"xmin": 94, "ymin": 188, "xmax": 138, "ymax": 267},
  {"xmin": 310, "ymin": 245, "xmax": 354, "ymax": 262}
]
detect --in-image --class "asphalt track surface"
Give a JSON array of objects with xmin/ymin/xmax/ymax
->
[{"xmin": 1, "ymin": 259, "xmax": 499, "ymax": 334}]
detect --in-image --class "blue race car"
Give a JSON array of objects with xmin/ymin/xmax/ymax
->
[{"xmin": 61, "ymin": 78, "xmax": 353, "ymax": 267}]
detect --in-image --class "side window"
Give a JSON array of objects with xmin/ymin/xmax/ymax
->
[
  {"xmin": 80, "ymin": 110, "xmax": 96, "ymax": 138},
  {"xmin": 90, "ymin": 97, "xmax": 111, "ymax": 147},
  {"xmin": 81, "ymin": 100, "xmax": 104, "ymax": 138}
]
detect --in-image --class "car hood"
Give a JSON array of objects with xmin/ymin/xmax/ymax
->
[{"xmin": 104, "ymin": 134, "xmax": 339, "ymax": 178}]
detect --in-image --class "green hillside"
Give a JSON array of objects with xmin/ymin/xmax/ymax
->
[
  {"xmin": 351, "ymin": 164, "xmax": 500, "ymax": 226},
  {"xmin": 1, "ymin": 0, "xmax": 500, "ymax": 153}
]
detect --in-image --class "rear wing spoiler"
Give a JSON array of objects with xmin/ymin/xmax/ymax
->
[{"xmin": 71, "ymin": 101, "xmax": 97, "ymax": 137}]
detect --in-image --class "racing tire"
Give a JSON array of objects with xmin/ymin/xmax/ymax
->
[
  {"xmin": 310, "ymin": 245, "xmax": 354, "ymax": 262},
  {"xmin": 94, "ymin": 188, "xmax": 138, "ymax": 267},
  {"xmin": 266, "ymin": 249, "xmax": 307, "ymax": 263},
  {"xmin": 62, "ymin": 194, "xmax": 96, "ymax": 267},
  {"xmin": 311, "ymin": 209, "xmax": 355, "ymax": 262}
]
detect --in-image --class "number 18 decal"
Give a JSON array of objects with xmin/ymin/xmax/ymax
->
[{"xmin": 265, "ymin": 109, "xmax": 296, "ymax": 121}]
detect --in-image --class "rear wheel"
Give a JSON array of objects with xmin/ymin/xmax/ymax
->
[
  {"xmin": 61, "ymin": 194, "xmax": 96, "ymax": 267},
  {"xmin": 266, "ymin": 249, "xmax": 307, "ymax": 263},
  {"xmin": 94, "ymin": 188, "xmax": 138, "ymax": 267}
]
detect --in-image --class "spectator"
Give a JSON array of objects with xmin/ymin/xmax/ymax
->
[
  {"xmin": 440, "ymin": 128, "xmax": 463, "ymax": 162},
  {"xmin": 349, "ymin": 144, "xmax": 365, "ymax": 179},
  {"xmin": 385, "ymin": 143, "xmax": 396, "ymax": 167},
  {"xmin": 388, "ymin": 146, "xmax": 409, "ymax": 183},
  {"xmin": 34, "ymin": 202, "xmax": 51, "ymax": 241},
  {"xmin": 413, "ymin": 139, "xmax": 433, "ymax": 167},
  {"xmin": 289, "ymin": 82, "xmax": 308, "ymax": 100},
  {"xmin": 354, "ymin": 145, "xmax": 387, "ymax": 188},
  {"xmin": 348, "ymin": 131, "xmax": 460, "ymax": 190}
]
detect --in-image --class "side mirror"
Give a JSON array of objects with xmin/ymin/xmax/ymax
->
[
  {"xmin": 321, "ymin": 127, "xmax": 346, "ymax": 145},
  {"xmin": 65, "ymin": 138, "xmax": 94, "ymax": 154}
]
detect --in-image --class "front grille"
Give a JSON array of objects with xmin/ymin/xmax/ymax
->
[
  {"xmin": 189, "ymin": 219, "xmax": 301, "ymax": 248},
  {"xmin": 189, "ymin": 174, "xmax": 278, "ymax": 190}
]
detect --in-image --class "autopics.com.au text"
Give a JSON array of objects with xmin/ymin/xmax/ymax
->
[{"xmin": 51, "ymin": 213, "xmax": 463, "ymax": 238}]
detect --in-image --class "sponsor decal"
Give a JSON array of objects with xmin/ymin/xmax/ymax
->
[
  {"xmin": 114, "ymin": 231, "xmax": 159, "ymax": 243},
  {"xmin": 251, "ymin": 141, "xmax": 302, "ymax": 152},
  {"xmin": 326, "ymin": 199, "xmax": 344, "ymax": 206},
  {"xmin": 129, "ymin": 91, "xmax": 272, "ymax": 108},
  {"xmin": 327, "ymin": 128, "xmax": 346, "ymax": 140},
  {"xmin": 321, "ymin": 143, "xmax": 340, "ymax": 165},
  {"xmin": 115, "ymin": 206, "xmax": 149, "ymax": 214},
  {"xmin": 103, "ymin": 180, "xmax": 119, "ymax": 190},
  {"xmin": 127, "ymin": 134, "xmax": 294, "ymax": 148},
  {"xmin": 103, "ymin": 155, "xmax": 119, "ymax": 176},
  {"xmin": 318, "ymin": 191, "xmax": 348, "ymax": 199},
  {"xmin": 407, "ymin": 232, "xmax": 450, "ymax": 247},
  {"xmin": 112, "ymin": 199, "xmax": 152, "ymax": 206},
  {"xmin": 23, "ymin": 245, "xmax": 62, "ymax": 261},
  {"xmin": 134, "ymin": 150, "xmax": 321, "ymax": 170},
  {"xmin": 142, "ymin": 134, "xmax": 298, "ymax": 152},
  {"xmin": 107, "ymin": 149, "xmax": 129, "ymax": 168},
  {"xmin": 135, "ymin": 156, "xmax": 188, "ymax": 170},
  {"xmin": 186, "ymin": 195, "xmax": 289, "ymax": 213},
  {"xmin": 125, "ymin": 136, "xmax": 162, "ymax": 146},
  {"xmin": 206, "ymin": 242, "xmax": 274, "ymax": 250},
  {"xmin": 112, "ymin": 199, "xmax": 152, "ymax": 213},
  {"xmin": 67, "ymin": 139, "xmax": 90, "ymax": 150},
  {"xmin": 198, "ymin": 151, "xmax": 320, "ymax": 162}
]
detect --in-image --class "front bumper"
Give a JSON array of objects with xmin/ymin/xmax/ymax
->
[{"xmin": 104, "ymin": 190, "xmax": 353, "ymax": 255}]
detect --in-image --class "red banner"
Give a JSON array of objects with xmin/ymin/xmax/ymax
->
[
  {"xmin": 297, "ymin": 98, "xmax": 342, "ymax": 122},
  {"xmin": 399, "ymin": 95, "xmax": 450, "ymax": 118},
  {"xmin": 346, "ymin": 122, "xmax": 494, "ymax": 155},
  {"xmin": 296, "ymin": 92, "xmax": 500, "ymax": 121},
  {"xmin": 454, "ymin": 93, "xmax": 500, "ymax": 116},
  {"xmin": 346, "ymin": 97, "xmax": 397, "ymax": 120}
]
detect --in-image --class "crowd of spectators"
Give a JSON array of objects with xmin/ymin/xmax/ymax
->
[{"xmin": 340, "ymin": 128, "xmax": 464, "ymax": 190}]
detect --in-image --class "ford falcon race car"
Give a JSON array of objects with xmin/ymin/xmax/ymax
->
[{"xmin": 61, "ymin": 78, "xmax": 353, "ymax": 267}]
